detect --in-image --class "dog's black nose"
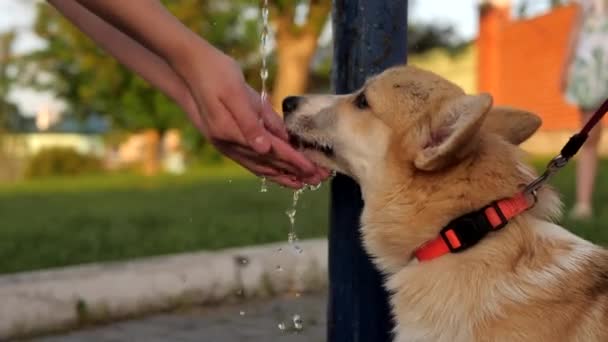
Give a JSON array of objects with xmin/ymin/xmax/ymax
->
[{"xmin": 282, "ymin": 96, "xmax": 301, "ymax": 118}]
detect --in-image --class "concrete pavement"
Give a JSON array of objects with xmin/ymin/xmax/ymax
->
[{"xmin": 0, "ymin": 239, "xmax": 328, "ymax": 340}]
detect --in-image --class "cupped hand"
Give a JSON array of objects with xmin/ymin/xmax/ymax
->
[{"xmin": 176, "ymin": 45, "xmax": 329, "ymax": 188}]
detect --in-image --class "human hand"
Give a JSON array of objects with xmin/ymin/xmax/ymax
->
[{"xmin": 176, "ymin": 44, "xmax": 329, "ymax": 188}]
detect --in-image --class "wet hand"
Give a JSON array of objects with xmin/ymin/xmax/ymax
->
[{"xmin": 177, "ymin": 45, "xmax": 328, "ymax": 188}]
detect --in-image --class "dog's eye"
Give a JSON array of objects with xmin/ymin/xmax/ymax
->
[{"xmin": 354, "ymin": 93, "xmax": 369, "ymax": 110}]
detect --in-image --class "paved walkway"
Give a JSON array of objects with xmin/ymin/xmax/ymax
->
[{"xmin": 35, "ymin": 292, "xmax": 327, "ymax": 342}]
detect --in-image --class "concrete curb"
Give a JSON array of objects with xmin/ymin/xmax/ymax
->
[{"xmin": 0, "ymin": 239, "xmax": 328, "ymax": 340}]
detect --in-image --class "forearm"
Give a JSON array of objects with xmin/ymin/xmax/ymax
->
[
  {"xmin": 73, "ymin": 0, "xmax": 212, "ymax": 74},
  {"xmin": 48, "ymin": 0, "xmax": 195, "ymax": 113}
]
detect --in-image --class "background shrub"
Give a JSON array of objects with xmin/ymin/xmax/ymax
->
[{"xmin": 25, "ymin": 147, "xmax": 103, "ymax": 179}]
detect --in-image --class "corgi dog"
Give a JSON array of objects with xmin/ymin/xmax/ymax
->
[{"xmin": 283, "ymin": 65, "xmax": 608, "ymax": 342}]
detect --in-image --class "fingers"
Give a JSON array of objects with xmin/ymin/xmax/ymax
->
[
  {"xmin": 317, "ymin": 166, "xmax": 332, "ymax": 180},
  {"xmin": 222, "ymin": 145, "xmax": 302, "ymax": 188},
  {"xmin": 231, "ymin": 136, "xmax": 320, "ymax": 184},
  {"xmin": 204, "ymin": 98, "xmax": 248, "ymax": 145},
  {"xmin": 268, "ymin": 135, "xmax": 317, "ymax": 178},
  {"xmin": 222, "ymin": 147, "xmax": 280, "ymax": 177},
  {"xmin": 220, "ymin": 85, "xmax": 272, "ymax": 155},
  {"xmin": 246, "ymin": 85, "xmax": 289, "ymax": 141},
  {"xmin": 267, "ymin": 174, "xmax": 304, "ymax": 189},
  {"xmin": 230, "ymin": 144, "xmax": 301, "ymax": 176},
  {"xmin": 261, "ymin": 105, "xmax": 289, "ymax": 141}
]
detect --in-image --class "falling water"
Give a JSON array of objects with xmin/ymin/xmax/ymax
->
[
  {"xmin": 255, "ymin": 0, "xmax": 335, "ymax": 331},
  {"xmin": 258, "ymin": 0, "xmax": 270, "ymax": 193},
  {"xmin": 285, "ymin": 188, "xmax": 304, "ymax": 253}
]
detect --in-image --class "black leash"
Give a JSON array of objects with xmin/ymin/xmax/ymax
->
[{"xmin": 524, "ymin": 98, "xmax": 608, "ymax": 196}]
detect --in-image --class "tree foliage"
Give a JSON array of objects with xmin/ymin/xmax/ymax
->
[
  {"xmin": 0, "ymin": 30, "xmax": 18, "ymax": 131},
  {"xmin": 408, "ymin": 23, "xmax": 467, "ymax": 55},
  {"xmin": 22, "ymin": 0, "xmax": 464, "ymax": 136},
  {"xmin": 22, "ymin": 0, "xmax": 260, "ymax": 135}
]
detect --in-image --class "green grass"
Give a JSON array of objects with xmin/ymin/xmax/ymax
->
[
  {"xmin": 0, "ymin": 163, "xmax": 329, "ymax": 274},
  {"xmin": 533, "ymin": 158, "xmax": 608, "ymax": 245},
  {"xmin": 0, "ymin": 158, "xmax": 606, "ymax": 275}
]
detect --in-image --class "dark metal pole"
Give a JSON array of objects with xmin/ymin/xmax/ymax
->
[{"xmin": 329, "ymin": 1, "xmax": 408, "ymax": 341}]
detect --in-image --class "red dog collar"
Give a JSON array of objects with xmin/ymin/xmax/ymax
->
[{"xmin": 414, "ymin": 192, "xmax": 532, "ymax": 262}]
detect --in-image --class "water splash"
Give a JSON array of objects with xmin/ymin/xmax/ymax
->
[
  {"xmin": 293, "ymin": 314, "xmax": 304, "ymax": 331},
  {"xmin": 239, "ymin": 310, "xmax": 246, "ymax": 316},
  {"xmin": 307, "ymin": 183, "xmax": 322, "ymax": 191},
  {"xmin": 276, "ymin": 315, "xmax": 305, "ymax": 333}
]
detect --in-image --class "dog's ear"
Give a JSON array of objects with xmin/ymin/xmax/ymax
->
[
  {"xmin": 414, "ymin": 93, "xmax": 492, "ymax": 171},
  {"xmin": 483, "ymin": 106, "xmax": 542, "ymax": 145}
]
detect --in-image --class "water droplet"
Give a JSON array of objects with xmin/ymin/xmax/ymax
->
[
  {"xmin": 293, "ymin": 314, "xmax": 303, "ymax": 331},
  {"xmin": 287, "ymin": 231, "xmax": 298, "ymax": 244},
  {"xmin": 277, "ymin": 322, "xmax": 286, "ymax": 331},
  {"xmin": 236, "ymin": 256, "xmax": 250, "ymax": 266},
  {"xmin": 286, "ymin": 209, "xmax": 296, "ymax": 222},
  {"xmin": 240, "ymin": 310, "xmax": 246, "ymax": 316},
  {"xmin": 260, "ymin": 177, "xmax": 268, "ymax": 193},
  {"xmin": 260, "ymin": 68, "xmax": 269, "ymax": 80},
  {"xmin": 308, "ymin": 183, "xmax": 322, "ymax": 191}
]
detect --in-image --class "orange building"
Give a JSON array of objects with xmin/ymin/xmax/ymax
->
[{"xmin": 477, "ymin": 2, "xmax": 584, "ymax": 131}]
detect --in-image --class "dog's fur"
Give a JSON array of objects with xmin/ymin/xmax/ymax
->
[{"xmin": 284, "ymin": 66, "xmax": 608, "ymax": 341}]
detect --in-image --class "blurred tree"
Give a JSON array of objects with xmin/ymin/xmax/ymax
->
[
  {"xmin": 0, "ymin": 30, "xmax": 18, "ymax": 131},
  {"xmin": 24, "ymin": 1, "xmax": 262, "ymax": 133},
  {"xmin": 0, "ymin": 30, "xmax": 21, "ymax": 181},
  {"xmin": 270, "ymin": 0, "xmax": 331, "ymax": 110},
  {"xmin": 22, "ymin": 0, "xmax": 462, "ymax": 169},
  {"xmin": 407, "ymin": 23, "xmax": 466, "ymax": 55},
  {"xmin": 22, "ymin": 0, "xmax": 262, "ymax": 171}
]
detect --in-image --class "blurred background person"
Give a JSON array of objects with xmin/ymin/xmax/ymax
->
[{"xmin": 562, "ymin": 0, "xmax": 608, "ymax": 219}]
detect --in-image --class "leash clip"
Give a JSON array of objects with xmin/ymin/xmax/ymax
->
[{"xmin": 524, "ymin": 155, "xmax": 569, "ymax": 196}]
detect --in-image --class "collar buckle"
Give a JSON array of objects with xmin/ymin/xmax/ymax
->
[{"xmin": 439, "ymin": 202, "xmax": 504, "ymax": 253}]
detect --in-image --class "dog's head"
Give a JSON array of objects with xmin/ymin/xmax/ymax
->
[
  {"xmin": 284, "ymin": 65, "xmax": 541, "ymax": 184},
  {"xmin": 285, "ymin": 65, "xmax": 555, "ymax": 271}
]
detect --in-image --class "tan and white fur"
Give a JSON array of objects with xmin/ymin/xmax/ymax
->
[{"xmin": 283, "ymin": 66, "xmax": 608, "ymax": 342}]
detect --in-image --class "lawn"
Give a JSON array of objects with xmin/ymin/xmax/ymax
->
[
  {"xmin": 0, "ymin": 163, "xmax": 330, "ymax": 274},
  {"xmin": 0, "ymin": 159, "xmax": 606, "ymax": 275}
]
